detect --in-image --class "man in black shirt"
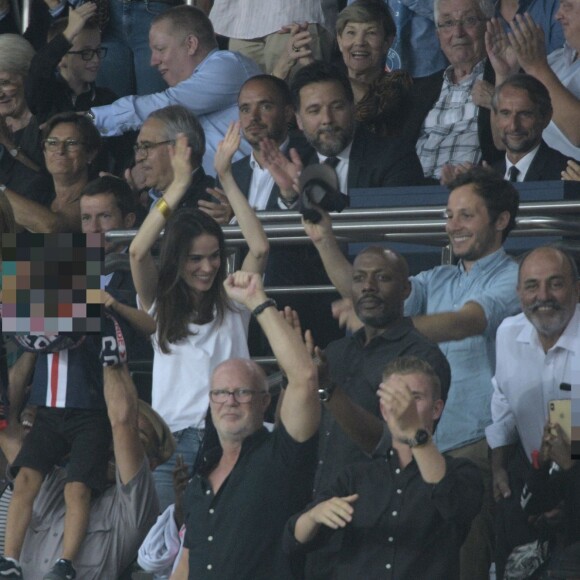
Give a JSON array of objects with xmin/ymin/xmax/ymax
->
[
  {"xmin": 286, "ymin": 356, "xmax": 483, "ymax": 580},
  {"xmin": 170, "ymin": 271, "xmax": 320, "ymax": 580}
]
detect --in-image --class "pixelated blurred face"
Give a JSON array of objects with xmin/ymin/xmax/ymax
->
[
  {"xmin": 445, "ymin": 185, "xmax": 502, "ymax": 267},
  {"xmin": 149, "ymin": 19, "xmax": 195, "ymax": 87},
  {"xmin": 296, "ymin": 81, "xmax": 355, "ymax": 157},
  {"xmin": 80, "ymin": 193, "xmax": 134, "ymax": 254},
  {"xmin": 238, "ymin": 80, "xmax": 293, "ymax": 150},
  {"xmin": 556, "ymin": 0, "xmax": 580, "ymax": 49},
  {"xmin": 0, "ymin": 71, "xmax": 27, "ymax": 119},
  {"xmin": 60, "ymin": 28, "xmax": 103, "ymax": 86},
  {"xmin": 518, "ymin": 248, "xmax": 580, "ymax": 341},
  {"xmin": 135, "ymin": 117, "xmax": 173, "ymax": 192},
  {"xmin": 495, "ymin": 87, "xmax": 550, "ymax": 157},
  {"xmin": 210, "ymin": 362, "xmax": 270, "ymax": 442},
  {"xmin": 181, "ymin": 234, "xmax": 221, "ymax": 297},
  {"xmin": 436, "ymin": 0, "xmax": 486, "ymax": 70},
  {"xmin": 337, "ymin": 21, "xmax": 391, "ymax": 78},
  {"xmin": 44, "ymin": 122, "xmax": 95, "ymax": 180}
]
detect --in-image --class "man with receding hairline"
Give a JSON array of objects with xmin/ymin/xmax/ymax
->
[
  {"xmin": 86, "ymin": 5, "xmax": 261, "ymax": 176},
  {"xmin": 486, "ymin": 245, "xmax": 580, "ymax": 578}
]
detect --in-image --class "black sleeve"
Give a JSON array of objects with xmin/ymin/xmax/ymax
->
[
  {"xmin": 25, "ymin": 33, "xmax": 72, "ymax": 122},
  {"xmin": 521, "ymin": 466, "xmax": 572, "ymax": 516}
]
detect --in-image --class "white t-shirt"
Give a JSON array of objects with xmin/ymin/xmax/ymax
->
[{"xmin": 142, "ymin": 299, "xmax": 251, "ymax": 433}]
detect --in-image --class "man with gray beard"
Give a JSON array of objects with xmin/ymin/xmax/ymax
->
[
  {"xmin": 290, "ymin": 62, "xmax": 425, "ymax": 192},
  {"xmin": 486, "ymin": 246, "xmax": 580, "ymax": 578}
]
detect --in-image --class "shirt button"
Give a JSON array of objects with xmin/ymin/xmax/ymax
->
[
  {"xmin": 207, "ymin": 564, "xmax": 212, "ymax": 570},
  {"xmin": 209, "ymin": 508, "xmax": 214, "ymax": 514},
  {"xmin": 392, "ymin": 511, "xmax": 398, "ymax": 517},
  {"xmin": 318, "ymin": 459, "xmax": 324, "ymax": 465},
  {"xmin": 395, "ymin": 468, "xmax": 401, "ymax": 474},
  {"xmin": 386, "ymin": 563, "xmax": 392, "ymax": 569},
  {"xmin": 388, "ymin": 536, "xmax": 394, "ymax": 542},
  {"xmin": 325, "ymin": 431, "xmax": 330, "ymax": 437},
  {"xmin": 208, "ymin": 536, "xmax": 213, "ymax": 541},
  {"xmin": 206, "ymin": 489, "xmax": 211, "ymax": 495},
  {"xmin": 397, "ymin": 489, "xmax": 402, "ymax": 494}
]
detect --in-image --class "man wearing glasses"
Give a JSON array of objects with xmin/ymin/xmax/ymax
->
[
  {"xmin": 404, "ymin": 0, "xmax": 503, "ymax": 184},
  {"xmin": 170, "ymin": 271, "xmax": 320, "ymax": 580}
]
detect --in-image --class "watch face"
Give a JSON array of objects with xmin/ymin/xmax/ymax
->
[
  {"xmin": 318, "ymin": 388, "xmax": 330, "ymax": 402},
  {"xmin": 415, "ymin": 429, "xmax": 430, "ymax": 445}
]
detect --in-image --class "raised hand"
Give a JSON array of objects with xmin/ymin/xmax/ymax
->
[
  {"xmin": 331, "ymin": 298, "xmax": 364, "ymax": 333},
  {"xmin": 260, "ymin": 139, "xmax": 302, "ymax": 200},
  {"xmin": 471, "ymin": 79, "xmax": 495, "ymax": 109},
  {"xmin": 485, "ymin": 18, "xmax": 519, "ymax": 82},
  {"xmin": 223, "ymin": 270, "xmax": 266, "ymax": 309},
  {"xmin": 64, "ymin": 2, "xmax": 98, "ymax": 42},
  {"xmin": 169, "ymin": 133, "xmax": 193, "ymax": 187},
  {"xmin": 272, "ymin": 22, "xmax": 315, "ymax": 79},
  {"xmin": 301, "ymin": 206, "xmax": 333, "ymax": 243},
  {"xmin": 378, "ymin": 374, "xmax": 423, "ymax": 442},
  {"xmin": 508, "ymin": 13, "xmax": 548, "ymax": 74},
  {"xmin": 214, "ymin": 121, "xmax": 241, "ymax": 178}
]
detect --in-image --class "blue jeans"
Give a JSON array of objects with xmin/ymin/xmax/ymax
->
[
  {"xmin": 152, "ymin": 426, "xmax": 204, "ymax": 512},
  {"xmin": 97, "ymin": 0, "xmax": 171, "ymax": 97}
]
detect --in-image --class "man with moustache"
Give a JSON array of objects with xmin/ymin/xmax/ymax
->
[
  {"xmin": 486, "ymin": 246, "xmax": 580, "ymax": 578},
  {"xmin": 491, "ymin": 75, "xmax": 576, "ymax": 181},
  {"xmin": 291, "ymin": 62, "xmax": 425, "ymax": 190}
]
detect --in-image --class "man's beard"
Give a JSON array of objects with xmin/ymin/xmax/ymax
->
[{"xmin": 306, "ymin": 125, "xmax": 353, "ymax": 157}]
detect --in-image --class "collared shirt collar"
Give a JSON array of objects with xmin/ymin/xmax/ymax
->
[
  {"xmin": 517, "ymin": 304, "xmax": 580, "ymax": 353},
  {"xmin": 249, "ymin": 136, "xmax": 290, "ymax": 171},
  {"xmin": 457, "ymin": 247, "xmax": 507, "ymax": 276},
  {"xmin": 443, "ymin": 58, "xmax": 486, "ymax": 86},
  {"xmin": 563, "ymin": 43, "xmax": 579, "ymax": 63},
  {"xmin": 353, "ymin": 317, "xmax": 416, "ymax": 346},
  {"xmin": 505, "ymin": 143, "xmax": 541, "ymax": 180},
  {"xmin": 148, "ymin": 167, "xmax": 200, "ymax": 207},
  {"xmin": 316, "ymin": 140, "xmax": 353, "ymax": 164}
]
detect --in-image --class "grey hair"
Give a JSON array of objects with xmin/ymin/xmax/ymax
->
[
  {"xmin": 148, "ymin": 105, "xmax": 206, "ymax": 168},
  {"xmin": 0, "ymin": 34, "xmax": 35, "ymax": 77},
  {"xmin": 434, "ymin": 0, "xmax": 494, "ymax": 22}
]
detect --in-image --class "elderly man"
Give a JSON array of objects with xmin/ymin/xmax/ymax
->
[
  {"xmin": 170, "ymin": 270, "xmax": 320, "ymax": 579},
  {"xmin": 407, "ymin": 0, "xmax": 502, "ymax": 183},
  {"xmin": 491, "ymin": 74, "xmax": 577, "ymax": 181},
  {"xmin": 129, "ymin": 105, "xmax": 226, "ymax": 222},
  {"xmin": 486, "ymin": 2, "xmax": 580, "ymax": 160},
  {"xmin": 286, "ymin": 356, "xmax": 483, "ymax": 580},
  {"xmin": 87, "ymin": 6, "xmax": 261, "ymax": 176},
  {"xmin": 0, "ymin": 357, "xmax": 174, "ymax": 580},
  {"xmin": 304, "ymin": 167, "xmax": 521, "ymax": 580},
  {"xmin": 486, "ymin": 246, "xmax": 580, "ymax": 578}
]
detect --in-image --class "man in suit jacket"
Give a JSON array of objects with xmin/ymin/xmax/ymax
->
[
  {"xmin": 290, "ymin": 61, "xmax": 425, "ymax": 193},
  {"xmin": 132, "ymin": 105, "xmax": 224, "ymax": 222},
  {"xmin": 491, "ymin": 74, "xmax": 577, "ymax": 182}
]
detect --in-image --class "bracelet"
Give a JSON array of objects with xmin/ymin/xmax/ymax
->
[
  {"xmin": 155, "ymin": 198, "xmax": 172, "ymax": 220},
  {"xmin": 252, "ymin": 298, "xmax": 277, "ymax": 317}
]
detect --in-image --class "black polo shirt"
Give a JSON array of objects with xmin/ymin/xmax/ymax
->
[
  {"xmin": 315, "ymin": 317, "xmax": 451, "ymax": 495},
  {"xmin": 286, "ymin": 448, "xmax": 483, "ymax": 579},
  {"xmin": 183, "ymin": 423, "xmax": 318, "ymax": 580}
]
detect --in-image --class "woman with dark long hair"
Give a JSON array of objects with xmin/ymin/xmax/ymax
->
[{"xmin": 130, "ymin": 124, "xmax": 269, "ymax": 509}]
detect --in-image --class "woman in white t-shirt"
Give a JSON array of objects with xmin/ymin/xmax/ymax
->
[{"xmin": 129, "ymin": 123, "xmax": 269, "ymax": 509}]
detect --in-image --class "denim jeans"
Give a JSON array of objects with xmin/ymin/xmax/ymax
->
[
  {"xmin": 152, "ymin": 426, "xmax": 204, "ymax": 512},
  {"xmin": 97, "ymin": 0, "xmax": 171, "ymax": 97}
]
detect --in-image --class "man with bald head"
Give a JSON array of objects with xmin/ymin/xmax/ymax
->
[
  {"xmin": 171, "ymin": 271, "xmax": 320, "ymax": 580},
  {"xmin": 486, "ymin": 246, "xmax": 580, "ymax": 577}
]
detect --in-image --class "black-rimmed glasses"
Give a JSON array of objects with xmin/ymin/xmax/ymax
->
[
  {"xmin": 209, "ymin": 389, "xmax": 267, "ymax": 404},
  {"xmin": 67, "ymin": 47, "xmax": 108, "ymax": 61}
]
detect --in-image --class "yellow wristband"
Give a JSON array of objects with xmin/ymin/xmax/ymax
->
[{"xmin": 156, "ymin": 198, "xmax": 172, "ymax": 220}]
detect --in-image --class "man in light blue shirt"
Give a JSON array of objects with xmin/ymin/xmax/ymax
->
[
  {"xmin": 86, "ymin": 6, "xmax": 261, "ymax": 177},
  {"xmin": 404, "ymin": 167, "xmax": 521, "ymax": 580}
]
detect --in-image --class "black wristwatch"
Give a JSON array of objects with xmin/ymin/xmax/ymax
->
[
  {"xmin": 401, "ymin": 429, "xmax": 431, "ymax": 448},
  {"xmin": 318, "ymin": 381, "xmax": 336, "ymax": 402}
]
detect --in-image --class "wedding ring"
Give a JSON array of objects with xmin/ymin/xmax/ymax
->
[{"xmin": 292, "ymin": 44, "xmax": 300, "ymax": 53}]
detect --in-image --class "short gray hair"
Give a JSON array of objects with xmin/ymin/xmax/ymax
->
[
  {"xmin": 0, "ymin": 34, "xmax": 35, "ymax": 77},
  {"xmin": 148, "ymin": 105, "xmax": 206, "ymax": 168},
  {"xmin": 434, "ymin": 0, "xmax": 494, "ymax": 22}
]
